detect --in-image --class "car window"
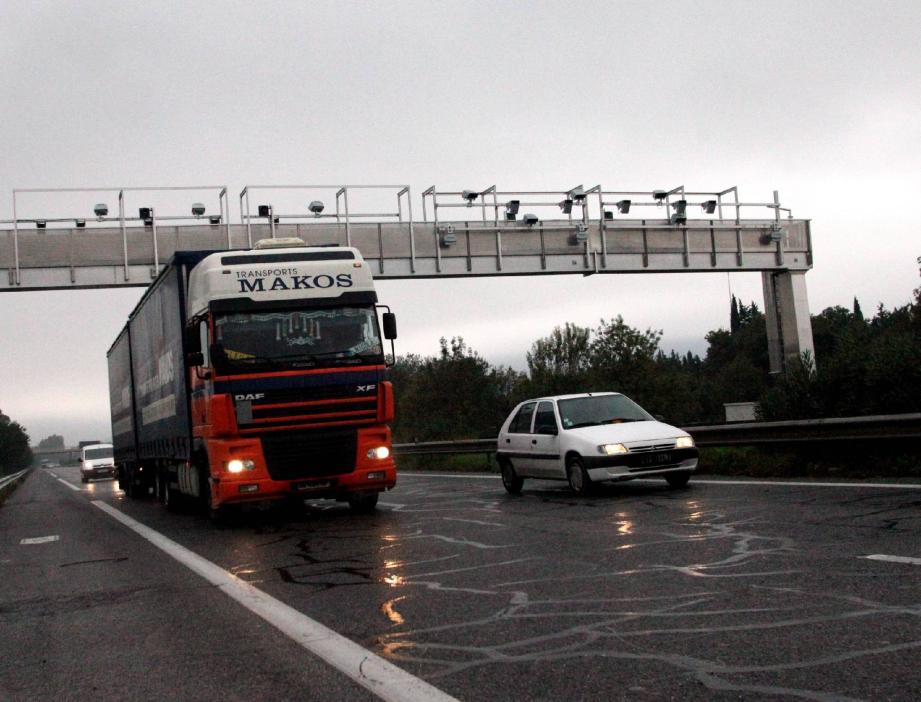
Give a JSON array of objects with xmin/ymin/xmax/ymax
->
[
  {"xmin": 534, "ymin": 402, "xmax": 557, "ymax": 434},
  {"xmin": 558, "ymin": 394, "xmax": 654, "ymax": 429},
  {"xmin": 508, "ymin": 402, "xmax": 536, "ymax": 433}
]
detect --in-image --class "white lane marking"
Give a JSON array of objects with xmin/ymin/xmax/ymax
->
[
  {"xmin": 402, "ymin": 473, "xmax": 921, "ymax": 490},
  {"xmin": 91, "ymin": 500, "xmax": 458, "ymax": 702},
  {"xmin": 56, "ymin": 477, "xmax": 82, "ymax": 491},
  {"xmin": 20, "ymin": 535, "xmax": 60, "ymax": 545},
  {"xmin": 49, "ymin": 472, "xmax": 58, "ymax": 478},
  {"xmin": 862, "ymin": 554, "xmax": 921, "ymax": 566}
]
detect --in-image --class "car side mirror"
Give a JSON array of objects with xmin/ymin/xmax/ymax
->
[
  {"xmin": 538, "ymin": 425, "xmax": 558, "ymax": 436},
  {"xmin": 654, "ymin": 414, "xmax": 665, "ymax": 422}
]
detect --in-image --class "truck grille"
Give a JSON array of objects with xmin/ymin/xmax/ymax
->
[{"xmin": 259, "ymin": 429, "xmax": 357, "ymax": 480}]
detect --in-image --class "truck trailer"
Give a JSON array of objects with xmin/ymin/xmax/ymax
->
[{"xmin": 107, "ymin": 238, "xmax": 398, "ymax": 517}]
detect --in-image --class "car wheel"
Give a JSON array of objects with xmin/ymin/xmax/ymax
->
[
  {"xmin": 499, "ymin": 458, "xmax": 524, "ymax": 495},
  {"xmin": 567, "ymin": 456, "xmax": 593, "ymax": 495},
  {"xmin": 665, "ymin": 472, "xmax": 691, "ymax": 489},
  {"xmin": 348, "ymin": 491, "xmax": 379, "ymax": 513}
]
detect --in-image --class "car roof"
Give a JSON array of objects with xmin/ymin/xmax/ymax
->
[
  {"xmin": 522, "ymin": 392, "xmax": 621, "ymax": 403},
  {"xmin": 83, "ymin": 443, "xmax": 113, "ymax": 449}
]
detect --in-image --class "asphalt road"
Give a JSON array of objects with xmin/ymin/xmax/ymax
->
[{"xmin": 2, "ymin": 466, "xmax": 921, "ymax": 701}]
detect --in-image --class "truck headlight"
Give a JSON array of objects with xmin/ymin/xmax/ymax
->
[
  {"xmin": 675, "ymin": 436, "xmax": 695, "ymax": 449},
  {"xmin": 599, "ymin": 443, "xmax": 628, "ymax": 456},
  {"xmin": 227, "ymin": 459, "xmax": 256, "ymax": 473},
  {"xmin": 366, "ymin": 446, "xmax": 390, "ymax": 460}
]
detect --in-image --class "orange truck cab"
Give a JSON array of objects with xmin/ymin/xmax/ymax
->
[{"xmin": 107, "ymin": 238, "xmax": 397, "ymax": 516}]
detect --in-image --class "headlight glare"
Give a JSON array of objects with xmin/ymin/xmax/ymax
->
[
  {"xmin": 227, "ymin": 458, "xmax": 255, "ymax": 473},
  {"xmin": 599, "ymin": 443, "xmax": 628, "ymax": 456},
  {"xmin": 367, "ymin": 446, "xmax": 391, "ymax": 460},
  {"xmin": 675, "ymin": 436, "xmax": 695, "ymax": 449}
]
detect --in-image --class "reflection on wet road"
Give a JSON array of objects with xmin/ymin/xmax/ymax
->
[{"xmin": 73, "ymin": 469, "xmax": 921, "ymax": 701}]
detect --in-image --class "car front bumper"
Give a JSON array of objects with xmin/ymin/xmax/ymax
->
[{"xmin": 584, "ymin": 447, "xmax": 699, "ymax": 482}]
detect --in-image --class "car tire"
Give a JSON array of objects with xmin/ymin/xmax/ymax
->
[
  {"xmin": 348, "ymin": 491, "xmax": 379, "ymax": 513},
  {"xmin": 499, "ymin": 458, "xmax": 524, "ymax": 495},
  {"xmin": 665, "ymin": 472, "xmax": 691, "ymax": 489},
  {"xmin": 567, "ymin": 455, "xmax": 593, "ymax": 495}
]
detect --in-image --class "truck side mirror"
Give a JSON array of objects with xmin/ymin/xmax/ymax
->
[
  {"xmin": 185, "ymin": 324, "xmax": 201, "ymax": 354},
  {"xmin": 187, "ymin": 351, "xmax": 205, "ymax": 367},
  {"xmin": 382, "ymin": 312, "xmax": 397, "ymax": 340}
]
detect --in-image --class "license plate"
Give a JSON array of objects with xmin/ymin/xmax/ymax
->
[
  {"xmin": 293, "ymin": 480, "xmax": 332, "ymax": 491},
  {"xmin": 639, "ymin": 452, "xmax": 672, "ymax": 466}
]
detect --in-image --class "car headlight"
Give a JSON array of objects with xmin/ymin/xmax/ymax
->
[
  {"xmin": 367, "ymin": 446, "xmax": 391, "ymax": 460},
  {"xmin": 599, "ymin": 443, "xmax": 628, "ymax": 456},
  {"xmin": 675, "ymin": 436, "xmax": 695, "ymax": 449},
  {"xmin": 226, "ymin": 458, "xmax": 256, "ymax": 473}
]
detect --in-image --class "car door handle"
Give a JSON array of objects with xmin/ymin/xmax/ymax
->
[
  {"xmin": 505, "ymin": 438, "xmax": 510, "ymax": 443},
  {"xmin": 531, "ymin": 439, "xmax": 537, "ymax": 445}
]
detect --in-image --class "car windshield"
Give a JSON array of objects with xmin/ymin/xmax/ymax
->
[
  {"xmin": 84, "ymin": 447, "xmax": 113, "ymax": 460},
  {"xmin": 213, "ymin": 306, "xmax": 383, "ymax": 372},
  {"xmin": 557, "ymin": 395, "xmax": 654, "ymax": 429}
]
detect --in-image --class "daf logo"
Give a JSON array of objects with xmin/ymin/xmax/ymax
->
[
  {"xmin": 234, "ymin": 393, "xmax": 265, "ymax": 401},
  {"xmin": 356, "ymin": 385, "xmax": 377, "ymax": 393}
]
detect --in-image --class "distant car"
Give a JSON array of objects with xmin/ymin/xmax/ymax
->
[
  {"xmin": 496, "ymin": 392, "xmax": 698, "ymax": 495},
  {"xmin": 79, "ymin": 443, "xmax": 116, "ymax": 483}
]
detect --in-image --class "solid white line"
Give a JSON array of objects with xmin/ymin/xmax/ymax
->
[
  {"xmin": 402, "ymin": 473, "xmax": 921, "ymax": 490},
  {"xmin": 862, "ymin": 554, "xmax": 921, "ymax": 566},
  {"xmin": 56, "ymin": 477, "xmax": 81, "ymax": 491},
  {"xmin": 91, "ymin": 500, "xmax": 458, "ymax": 702}
]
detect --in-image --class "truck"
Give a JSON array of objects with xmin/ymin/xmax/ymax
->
[{"xmin": 107, "ymin": 238, "xmax": 398, "ymax": 518}]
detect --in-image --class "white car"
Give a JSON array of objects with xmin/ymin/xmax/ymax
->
[
  {"xmin": 496, "ymin": 392, "xmax": 698, "ymax": 495},
  {"xmin": 79, "ymin": 443, "xmax": 116, "ymax": 483}
]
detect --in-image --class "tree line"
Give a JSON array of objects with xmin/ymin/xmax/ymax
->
[
  {"xmin": 389, "ymin": 258, "xmax": 921, "ymax": 442},
  {"xmin": 0, "ymin": 409, "xmax": 32, "ymax": 476}
]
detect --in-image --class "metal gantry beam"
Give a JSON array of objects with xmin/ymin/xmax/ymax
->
[{"xmin": 0, "ymin": 181, "xmax": 815, "ymax": 370}]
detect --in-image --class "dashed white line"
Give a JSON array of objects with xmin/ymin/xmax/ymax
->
[
  {"xmin": 91, "ymin": 500, "xmax": 458, "ymax": 702},
  {"xmin": 20, "ymin": 535, "xmax": 60, "ymax": 545},
  {"xmin": 862, "ymin": 554, "xmax": 921, "ymax": 566}
]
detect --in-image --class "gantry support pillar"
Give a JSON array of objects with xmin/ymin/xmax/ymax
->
[{"xmin": 762, "ymin": 270, "xmax": 816, "ymax": 374}]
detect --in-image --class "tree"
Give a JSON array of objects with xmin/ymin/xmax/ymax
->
[
  {"xmin": 38, "ymin": 434, "xmax": 65, "ymax": 450},
  {"xmin": 526, "ymin": 323, "xmax": 591, "ymax": 396},
  {"xmin": 730, "ymin": 295, "xmax": 740, "ymax": 334},
  {"xmin": 853, "ymin": 297, "xmax": 864, "ymax": 321},
  {"xmin": 0, "ymin": 409, "xmax": 33, "ymax": 475},
  {"xmin": 588, "ymin": 316, "xmax": 661, "ymax": 404}
]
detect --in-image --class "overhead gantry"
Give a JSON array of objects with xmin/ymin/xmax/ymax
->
[{"xmin": 0, "ymin": 182, "xmax": 814, "ymax": 373}]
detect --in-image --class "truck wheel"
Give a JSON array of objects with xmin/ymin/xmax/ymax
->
[
  {"xmin": 163, "ymin": 477, "xmax": 183, "ymax": 512},
  {"xmin": 499, "ymin": 458, "xmax": 523, "ymax": 495},
  {"xmin": 348, "ymin": 491, "xmax": 379, "ymax": 513},
  {"xmin": 566, "ymin": 456, "xmax": 594, "ymax": 496}
]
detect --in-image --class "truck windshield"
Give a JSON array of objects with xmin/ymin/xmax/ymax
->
[
  {"xmin": 84, "ymin": 447, "xmax": 113, "ymax": 460},
  {"xmin": 557, "ymin": 395, "xmax": 654, "ymax": 429},
  {"xmin": 213, "ymin": 306, "xmax": 384, "ymax": 372}
]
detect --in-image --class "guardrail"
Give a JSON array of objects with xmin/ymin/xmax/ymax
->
[
  {"xmin": 0, "ymin": 468, "xmax": 30, "ymax": 492},
  {"xmin": 392, "ymin": 413, "xmax": 921, "ymax": 456}
]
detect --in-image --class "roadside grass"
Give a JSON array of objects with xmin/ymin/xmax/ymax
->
[
  {"xmin": 699, "ymin": 443, "xmax": 921, "ymax": 480},
  {"xmin": 395, "ymin": 443, "xmax": 921, "ymax": 480}
]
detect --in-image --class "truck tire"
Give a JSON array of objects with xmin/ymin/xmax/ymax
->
[{"xmin": 347, "ymin": 491, "xmax": 379, "ymax": 513}]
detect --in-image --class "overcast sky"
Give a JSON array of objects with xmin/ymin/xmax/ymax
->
[{"xmin": 1, "ymin": 0, "xmax": 919, "ymax": 445}]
